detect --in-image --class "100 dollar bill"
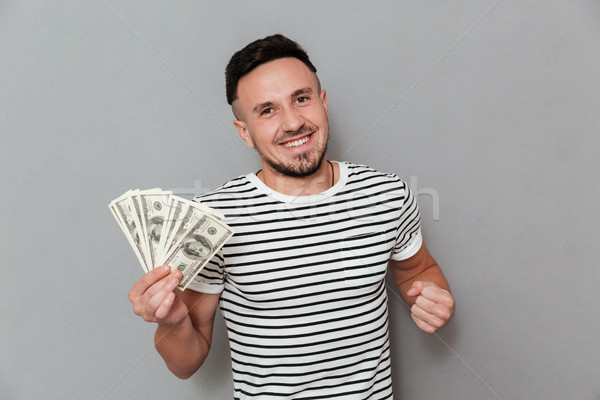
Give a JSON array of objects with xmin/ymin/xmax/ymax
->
[
  {"xmin": 110, "ymin": 192, "xmax": 149, "ymax": 272},
  {"xmin": 162, "ymin": 213, "xmax": 233, "ymax": 290}
]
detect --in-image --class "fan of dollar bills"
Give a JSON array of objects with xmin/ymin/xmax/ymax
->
[{"xmin": 109, "ymin": 189, "xmax": 234, "ymax": 291}]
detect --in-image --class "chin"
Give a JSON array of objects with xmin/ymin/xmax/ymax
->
[{"xmin": 268, "ymin": 151, "xmax": 326, "ymax": 178}]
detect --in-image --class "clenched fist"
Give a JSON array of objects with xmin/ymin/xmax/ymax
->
[{"xmin": 406, "ymin": 281, "xmax": 455, "ymax": 334}]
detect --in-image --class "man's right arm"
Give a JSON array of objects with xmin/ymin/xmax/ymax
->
[{"xmin": 129, "ymin": 266, "xmax": 221, "ymax": 379}]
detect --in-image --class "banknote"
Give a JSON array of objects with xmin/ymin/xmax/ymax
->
[
  {"xmin": 129, "ymin": 191, "xmax": 148, "ymax": 260},
  {"xmin": 109, "ymin": 188, "xmax": 233, "ymax": 289},
  {"xmin": 160, "ymin": 197, "xmax": 188, "ymax": 264},
  {"xmin": 163, "ymin": 202, "xmax": 205, "ymax": 262},
  {"xmin": 162, "ymin": 213, "xmax": 233, "ymax": 290},
  {"xmin": 110, "ymin": 192, "xmax": 149, "ymax": 272},
  {"xmin": 139, "ymin": 191, "xmax": 173, "ymax": 268}
]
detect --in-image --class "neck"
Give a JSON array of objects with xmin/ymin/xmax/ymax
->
[{"xmin": 257, "ymin": 159, "xmax": 337, "ymax": 196}]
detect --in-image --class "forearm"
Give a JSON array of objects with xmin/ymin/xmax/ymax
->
[
  {"xmin": 154, "ymin": 316, "xmax": 210, "ymax": 379},
  {"xmin": 389, "ymin": 243, "xmax": 455, "ymax": 333}
]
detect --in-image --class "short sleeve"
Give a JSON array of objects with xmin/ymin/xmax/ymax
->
[
  {"xmin": 390, "ymin": 184, "xmax": 423, "ymax": 261},
  {"xmin": 186, "ymin": 249, "xmax": 226, "ymax": 294}
]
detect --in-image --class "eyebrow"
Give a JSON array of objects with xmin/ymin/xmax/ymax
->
[
  {"xmin": 251, "ymin": 87, "xmax": 314, "ymax": 115},
  {"xmin": 291, "ymin": 87, "xmax": 313, "ymax": 98}
]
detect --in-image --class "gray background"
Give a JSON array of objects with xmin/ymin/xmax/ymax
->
[{"xmin": 1, "ymin": 1, "xmax": 599, "ymax": 399}]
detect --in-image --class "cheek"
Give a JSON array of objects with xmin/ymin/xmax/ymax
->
[
  {"xmin": 311, "ymin": 107, "xmax": 329, "ymax": 124},
  {"xmin": 248, "ymin": 125, "xmax": 277, "ymax": 148}
]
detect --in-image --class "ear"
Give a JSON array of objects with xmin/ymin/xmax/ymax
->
[
  {"xmin": 320, "ymin": 89, "xmax": 328, "ymax": 114},
  {"xmin": 233, "ymin": 119, "xmax": 255, "ymax": 149}
]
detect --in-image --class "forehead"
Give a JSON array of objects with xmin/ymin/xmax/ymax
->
[{"xmin": 236, "ymin": 58, "xmax": 319, "ymax": 106}]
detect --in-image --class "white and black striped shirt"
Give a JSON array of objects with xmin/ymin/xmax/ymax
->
[{"xmin": 190, "ymin": 162, "xmax": 422, "ymax": 399}]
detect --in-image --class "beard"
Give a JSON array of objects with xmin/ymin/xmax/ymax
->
[{"xmin": 254, "ymin": 126, "xmax": 329, "ymax": 178}]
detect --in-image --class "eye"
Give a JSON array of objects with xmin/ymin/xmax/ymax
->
[
  {"xmin": 260, "ymin": 107, "xmax": 274, "ymax": 116},
  {"xmin": 295, "ymin": 96, "xmax": 309, "ymax": 104}
]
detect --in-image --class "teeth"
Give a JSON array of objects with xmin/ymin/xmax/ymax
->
[{"xmin": 282, "ymin": 136, "xmax": 310, "ymax": 148}]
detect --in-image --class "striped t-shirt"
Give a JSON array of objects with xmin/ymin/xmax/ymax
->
[{"xmin": 190, "ymin": 162, "xmax": 422, "ymax": 399}]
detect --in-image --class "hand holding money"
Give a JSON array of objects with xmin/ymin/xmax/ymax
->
[
  {"xmin": 129, "ymin": 266, "xmax": 189, "ymax": 325},
  {"xmin": 109, "ymin": 189, "xmax": 234, "ymax": 291}
]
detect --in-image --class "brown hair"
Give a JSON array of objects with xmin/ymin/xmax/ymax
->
[{"xmin": 225, "ymin": 34, "xmax": 317, "ymax": 105}]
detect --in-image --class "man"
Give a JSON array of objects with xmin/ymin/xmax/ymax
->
[{"xmin": 129, "ymin": 34, "xmax": 455, "ymax": 399}]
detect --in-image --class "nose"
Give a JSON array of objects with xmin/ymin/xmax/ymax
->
[{"xmin": 281, "ymin": 106, "xmax": 304, "ymax": 132}]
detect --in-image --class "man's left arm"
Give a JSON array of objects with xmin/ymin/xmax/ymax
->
[{"xmin": 388, "ymin": 241, "xmax": 455, "ymax": 334}]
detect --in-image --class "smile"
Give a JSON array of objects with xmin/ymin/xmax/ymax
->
[{"xmin": 281, "ymin": 134, "xmax": 311, "ymax": 148}]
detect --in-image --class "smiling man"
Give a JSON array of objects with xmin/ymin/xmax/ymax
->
[
  {"xmin": 233, "ymin": 57, "xmax": 329, "ymax": 182},
  {"xmin": 128, "ymin": 34, "xmax": 455, "ymax": 399}
]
